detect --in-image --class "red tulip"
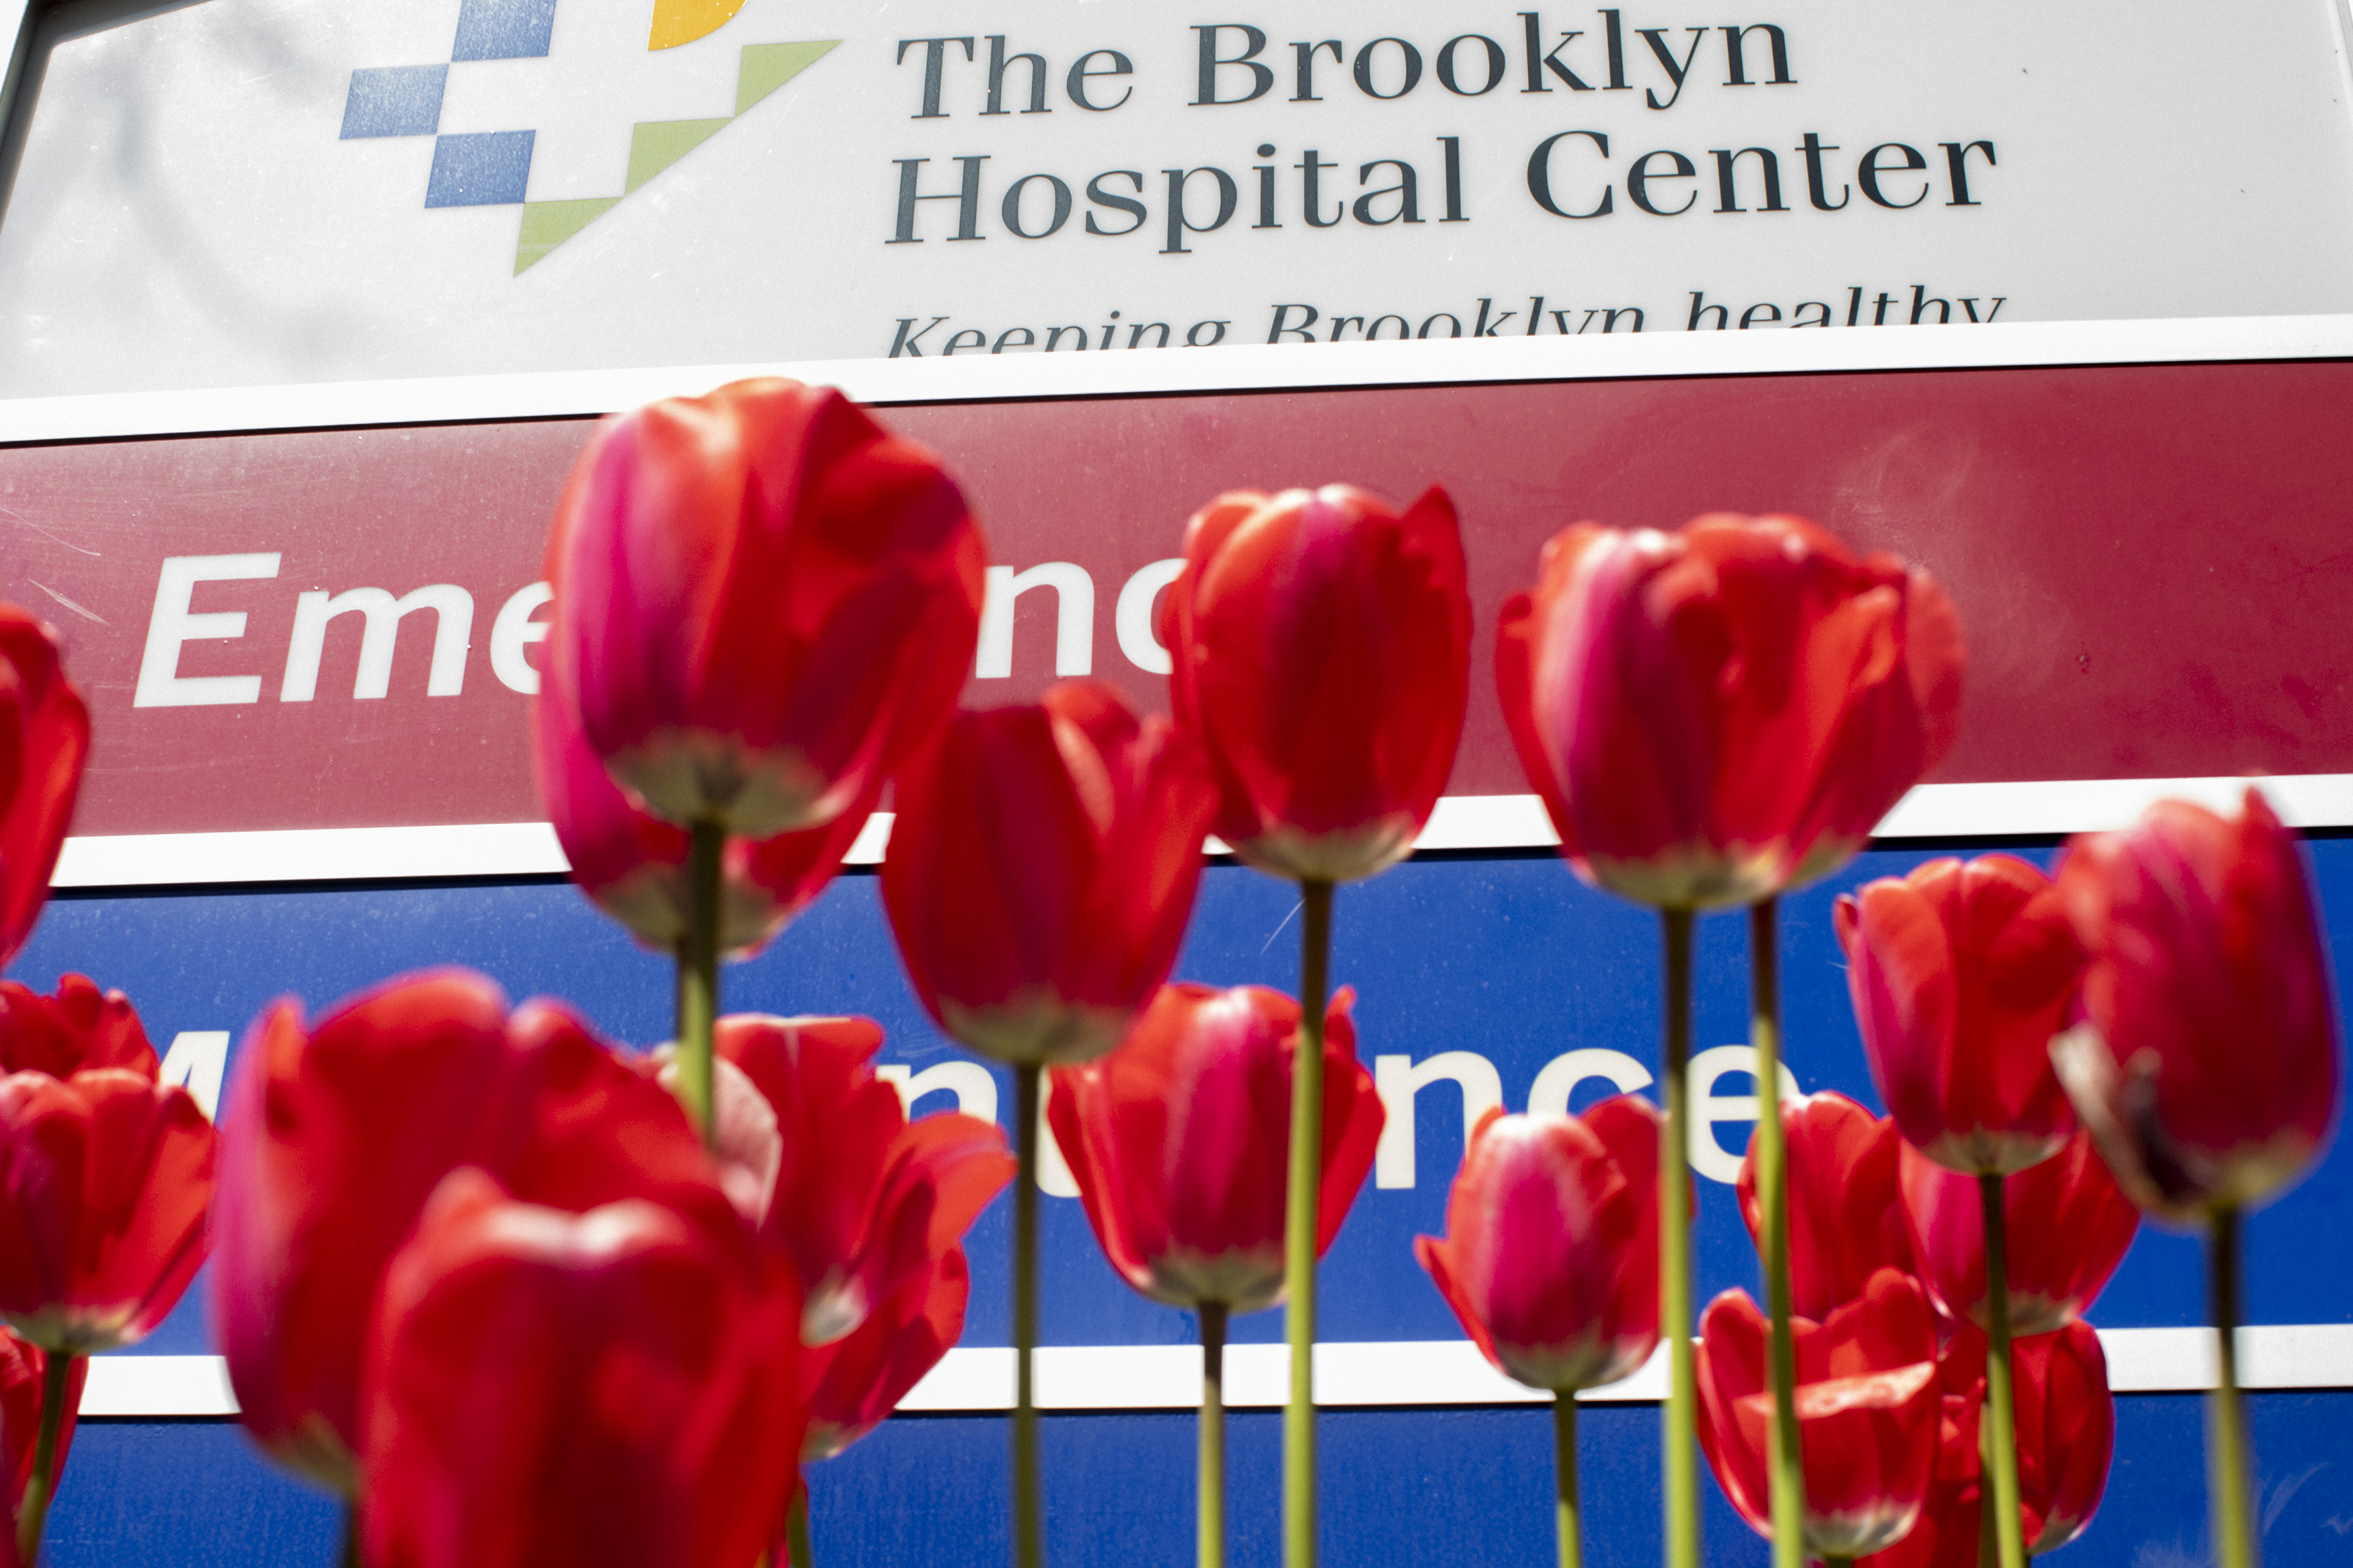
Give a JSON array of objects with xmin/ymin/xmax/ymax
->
[
  {"xmin": 716, "ymin": 1014, "xmax": 1012, "ymax": 1344},
  {"xmin": 1737, "ymin": 1093, "xmax": 1913, "ymax": 1319},
  {"xmin": 0, "ymin": 608, "xmax": 87, "ymax": 965},
  {"xmin": 0, "ymin": 1069, "xmax": 212, "ymax": 1354},
  {"xmin": 532, "ymin": 658, "xmax": 881, "ymax": 956},
  {"xmin": 1697, "ymin": 1268, "xmax": 1943, "ymax": 1561},
  {"xmin": 1048, "ymin": 983, "xmax": 1381, "ymax": 1313},
  {"xmin": 1857, "ymin": 1350, "xmax": 1983, "ymax": 1568},
  {"xmin": 1159, "ymin": 485, "xmax": 1471, "ymax": 884},
  {"xmin": 0, "ymin": 975, "xmax": 159, "ymax": 1079},
  {"xmin": 1416, "ymin": 1098, "xmax": 1662, "ymax": 1393},
  {"xmin": 883, "ymin": 679, "xmax": 1218, "ymax": 1066},
  {"xmin": 1497, "ymin": 514, "xmax": 1964, "ymax": 909},
  {"xmin": 1899, "ymin": 1133, "xmax": 2139, "ymax": 1335},
  {"xmin": 544, "ymin": 378, "xmax": 984, "ymax": 837},
  {"xmin": 210, "ymin": 969, "xmax": 728, "ymax": 1491},
  {"xmin": 2011, "ymin": 1321, "xmax": 2115, "ymax": 1553},
  {"xmin": 0, "ymin": 1331, "xmax": 82, "ymax": 1564},
  {"xmin": 362, "ymin": 1168, "xmax": 801, "ymax": 1568},
  {"xmin": 803, "ymin": 1248, "xmax": 968, "ymax": 1461},
  {"xmin": 1835, "ymin": 855, "xmax": 2085, "ymax": 1174},
  {"xmin": 2053, "ymin": 789, "xmax": 2343, "ymax": 1219},
  {"xmin": 1886, "ymin": 1320, "xmax": 2113, "ymax": 1561}
]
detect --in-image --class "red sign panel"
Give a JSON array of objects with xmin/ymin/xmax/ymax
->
[{"xmin": 1, "ymin": 363, "xmax": 2346, "ymax": 838}]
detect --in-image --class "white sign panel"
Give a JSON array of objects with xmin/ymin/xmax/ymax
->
[{"xmin": 3, "ymin": 0, "xmax": 2352, "ymax": 399}]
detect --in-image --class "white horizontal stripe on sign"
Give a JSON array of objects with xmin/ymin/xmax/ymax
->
[
  {"xmin": 80, "ymin": 1356, "xmax": 238, "ymax": 1418},
  {"xmin": 76, "ymin": 1327, "xmax": 2353, "ymax": 1418},
  {"xmin": 5, "ymin": 314, "xmax": 2353, "ymax": 446},
  {"xmin": 1871, "ymin": 774, "xmax": 2353, "ymax": 839},
  {"xmin": 50, "ymin": 822, "xmax": 569, "ymax": 887},
  {"xmin": 46, "ymin": 774, "xmax": 2353, "ymax": 889}
]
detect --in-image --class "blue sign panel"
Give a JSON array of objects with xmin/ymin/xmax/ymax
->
[
  {"xmin": 19, "ymin": 843, "xmax": 2352, "ymax": 1353},
  {"xmin": 15, "ymin": 841, "xmax": 2353, "ymax": 1564}
]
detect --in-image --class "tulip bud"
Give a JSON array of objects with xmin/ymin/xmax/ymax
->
[
  {"xmin": 1497, "ymin": 514, "xmax": 1964, "ymax": 909},
  {"xmin": 1835, "ymin": 854, "xmax": 2085, "ymax": 1175},
  {"xmin": 1049, "ymin": 983, "xmax": 1381, "ymax": 1314},
  {"xmin": 1160, "ymin": 485, "xmax": 1472, "ymax": 884},
  {"xmin": 1416, "ymin": 1097, "xmax": 1663, "ymax": 1393},
  {"xmin": 883, "ymin": 679, "xmax": 1218, "ymax": 1067},
  {"xmin": 2052, "ymin": 789, "xmax": 2343, "ymax": 1221},
  {"xmin": 545, "ymin": 378, "xmax": 984, "ymax": 837}
]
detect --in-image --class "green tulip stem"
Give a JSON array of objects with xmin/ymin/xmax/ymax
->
[
  {"xmin": 1014, "ymin": 1061, "xmax": 1044, "ymax": 1568},
  {"xmin": 1199, "ymin": 1302, "xmax": 1229, "ymax": 1568},
  {"xmin": 1660, "ymin": 907, "xmax": 1700, "ymax": 1568},
  {"xmin": 17, "ymin": 1350, "xmax": 72, "ymax": 1565},
  {"xmin": 1284, "ymin": 878, "xmax": 1335, "ymax": 1568},
  {"xmin": 1749, "ymin": 900, "xmax": 1803, "ymax": 1568},
  {"xmin": 1554, "ymin": 1391, "xmax": 1583, "ymax": 1568},
  {"xmin": 1979, "ymin": 1469, "xmax": 1999, "ymax": 1568},
  {"xmin": 786, "ymin": 1483, "xmax": 814, "ymax": 1568},
  {"xmin": 2208, "ymin": 1203, "xmax": 2259, "ymax": 1568},
  {"xmin": 676, "ymin": 819, "xmax": 723, "ymax": 1149},
  {"xmin": 1979, "ymin": 1173, "xmax": 2028, "ymax": 1568},
  {"xmin": 340, "ymin": 1503, "xmax": 359, "ymax": 1568}
]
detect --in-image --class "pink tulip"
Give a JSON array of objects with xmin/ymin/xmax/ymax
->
[{"xmin": 1417, "ymin": 1098, "xmax": 1662, "ymax": 1393}]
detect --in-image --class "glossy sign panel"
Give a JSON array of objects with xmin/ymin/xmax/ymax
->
[
  {"xmin": 5, "ymin": 0, "xmax": 2353, "ymax": 397},
  {"xmin": 1, "ymin": 364, "xmax": 2349, "ymax": 839},
  {"xmin": 27, "ymin": 837, "xmax": 2353, "ymax": 1366},
  {"xmin": 22, "ymin": 835, "xmax": 2353, "ymax": 1563}
]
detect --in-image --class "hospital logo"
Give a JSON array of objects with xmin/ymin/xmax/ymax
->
[{"xmin": 337, "ymin": 0, "xmax": 836, "ymax": 274}]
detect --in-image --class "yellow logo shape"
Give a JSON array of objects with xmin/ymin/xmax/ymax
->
[{"xmin": 649, "ymin": 0, "xmax": 746, "ymax": 50}]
